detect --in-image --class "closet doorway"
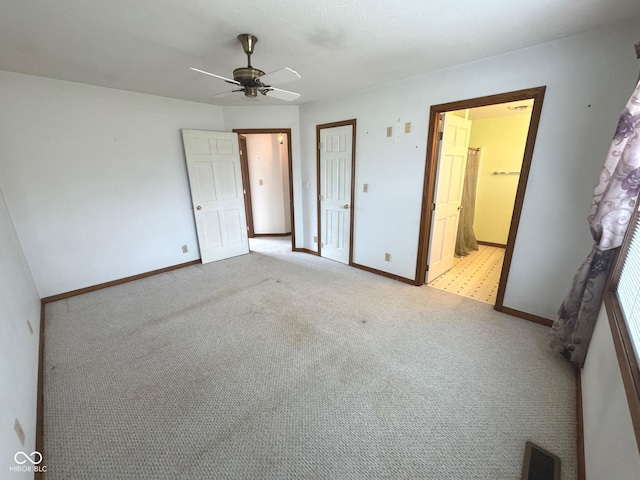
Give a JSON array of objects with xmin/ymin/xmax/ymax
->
[
  {"xmin": 233, "ymin": 129, "xmax": 295, "ymax": 250},
  {"xmin": 416, "ymin": 87, "xmax": 546, "ymax": 312}
]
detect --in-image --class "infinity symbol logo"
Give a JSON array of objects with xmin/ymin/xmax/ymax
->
[{"xmin": 14, "ymin": 451, "xmax": 43, "ymax": 465}]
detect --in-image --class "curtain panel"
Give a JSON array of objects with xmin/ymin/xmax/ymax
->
[
  {"xmin": 455, "ymin": 147, "xmax": 480, "ymax": 257},
  {"xmin": 551, "ymin": 78, "xmax": 640, "ymax": 367}
]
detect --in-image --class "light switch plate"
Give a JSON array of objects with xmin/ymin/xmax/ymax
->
[
  {"xmin": 386, "ymin": 126, "xmax": 393, "ymax": 137},
  {"xmin": 363, "ymin": 184, "xmax": 369, "ymax": 192},
  {"xmin": 405, "ymin": 122, "xmax": 411, "ymax": 133}
]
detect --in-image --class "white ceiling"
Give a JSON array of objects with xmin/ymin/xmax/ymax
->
[
  {"xmin": 456, "ymin": 99, "xmax": 536, "ymax": 121},
  {"xmin": 1, "ymin": 0, "xmax": 639, "ymax": 107}
]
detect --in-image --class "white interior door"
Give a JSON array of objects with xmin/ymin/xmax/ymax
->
[
  {"xmin": 319, "ymin": 124, "xmax": 353, "ymax": 264},
  {"xmin": 182, "ymin": 129, "xmax": 249, "ymax": 264},
  {"xmin": 426, "ymin": 113, "xmax": 472, "ymax": 283}
]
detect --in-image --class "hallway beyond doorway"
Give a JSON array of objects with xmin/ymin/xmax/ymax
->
[{"xmin": 249, "ymin": 235, "xmax": 292, "ymax": 254}]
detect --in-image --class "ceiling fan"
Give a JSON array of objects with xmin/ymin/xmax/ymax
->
[{"xmin": 190, "ymin": 34, "xmax": 301, "ymax": 102}]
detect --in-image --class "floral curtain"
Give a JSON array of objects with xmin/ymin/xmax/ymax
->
[
  {"xmin": 455, "ymin": 147, "xmax": 480, "ymax": 257},
  {"xmin": 550, "ymin": 78, "xmax": 640, "ymax": 367}
]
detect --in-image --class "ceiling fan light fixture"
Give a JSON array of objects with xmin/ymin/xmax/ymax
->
[{"xmin": 244, "ymin": 86, "xmax": 258, "ymax": 98}]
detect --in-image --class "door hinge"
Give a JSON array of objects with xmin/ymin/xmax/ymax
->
[
  {"xmin": 438, "ymin": 131, "xmax": 443, "ymax": 141},
  {"xmin": 318, "ymin": 142, "xmax": 321, "ymax": 150},
  {"xmin": 243, "ymin": 189, "xmax": 246, "ymax": 195},
  {"xmin": 246, "ymin": 225, "xmax": 249, "ymax": 231},
  {"xmin": 431, "ymin": 203, "xmax": 436, "ymax": 211},
  {"xmin": 426, "ymin": 264, "xmax": 430, "ymax": 272}
]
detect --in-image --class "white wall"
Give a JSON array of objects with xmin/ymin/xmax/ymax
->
[
  {"xmin": 582, "ymin": 305, "xmax": 640, "ymax": 479},
  {"xmin": 0, "ymin": 187, "xmax": 41, "ymax": 478},
  {"xmin": 0, "ymin": 71, "xmax": 225, "ymax": 297},
  {"xmin": 223, "ymin": 106, "xmax": 302, "ymax": 246},
  {"xmin": 245, "ymin": 134, "xmax": 290, "ymax": 234},
  {"xmin": 299, "ymin": 16, "xmax": 640, "ymax": 318}
]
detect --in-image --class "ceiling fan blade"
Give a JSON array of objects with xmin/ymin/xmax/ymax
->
[
  {"xmin": 212, "ymin": 91, "xmax": 235, "ymax": 98},
  {"xmin": 259, "ymin": 67, "xmax": 301, "ymax": 86},
  {"xmin": 189, "ymin": 67, "xmax": 241, "ymax": 85},
  {"xmin": 265, "ymin": 87, "xmax": 300, "ymax": 102}
]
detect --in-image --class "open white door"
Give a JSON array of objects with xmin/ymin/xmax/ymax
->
[
  {"xmin": 182, "ymin": 129, "xmax": 249, "ymax": 264},
  {"xmin": 426, "ymin": 114, "xmax": 471, "ymax": 283},
  {"xmin": 319, "ymin": 124, "xmax": 353, "ymax": 264}
]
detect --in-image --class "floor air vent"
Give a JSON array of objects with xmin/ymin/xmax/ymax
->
[{"xmin": 521, "ymin": 441, "xmax": 561, "ymax": 480}]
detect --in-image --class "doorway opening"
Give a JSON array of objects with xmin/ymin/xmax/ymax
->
[
  {"xmin": 233, "ymin": 129, "xmax": 294, "ymax": 253},
  {"xmin": 415, "ymin": 87, "xmax": 546, "ymax": 312}
]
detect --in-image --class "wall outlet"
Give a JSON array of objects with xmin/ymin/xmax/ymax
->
[
  {"xmin": 14, "ymin": 418, "xmax": 25, "ymax": 445},
  {"xmin": 26, "ymin": 319, "xmax": 33, "ymax": 335},
  {"xmin": 313, "ymin": 235, "xmax": 318, "ymax": 243},
  {"xmin": 181, "ymin": 245, "xmax": 188, "ymax": 253},
  {"xmin": 405, "ymin": 122, "xmax": 411, "ymax": 133},
  {"xmin": 384, "ymin": 253, "xmax": 391, "ymax": 262},
  {"xmin": 386, "ymin": 126, "xmax": 393, "ymax": 137},
  {"xmin": 363, "ymin": 183, "xmax": 369, "ymax": 193}
]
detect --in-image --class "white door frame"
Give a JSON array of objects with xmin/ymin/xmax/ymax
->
[{"xmin": 316, "ymin": 119, "xmax": 357, "ymax": 263}]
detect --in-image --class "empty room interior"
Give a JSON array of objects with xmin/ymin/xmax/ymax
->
[{"xmin": 2, "ymin": 1, "xmax": 640, "ymax": 479}]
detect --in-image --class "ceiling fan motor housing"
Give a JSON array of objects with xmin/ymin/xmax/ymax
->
[{"xmin": 233, "ymin": 66, "xmax": 266, "ymax": 90}]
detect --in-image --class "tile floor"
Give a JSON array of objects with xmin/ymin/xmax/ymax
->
[{"xmin": 428, "ymin": 245, "xmax": 505, "ymax": 304}]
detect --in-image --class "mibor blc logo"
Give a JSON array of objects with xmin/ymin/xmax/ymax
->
[{"xmin": 9, "ymin": 451, "xmax": 47, "ymax": 473}]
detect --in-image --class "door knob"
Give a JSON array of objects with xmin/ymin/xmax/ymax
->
[
  {"xmin": 343, "ymin": 204, "xmax": 349, "ymax": 209},
  {"xmin": 196, "ymin": 206, "xmax": 202, "ymax": 210}
]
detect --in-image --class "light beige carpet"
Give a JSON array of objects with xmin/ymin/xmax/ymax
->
[{"xmin": 43, "ymin": 237, "xmax": 576, "ymax": 479}]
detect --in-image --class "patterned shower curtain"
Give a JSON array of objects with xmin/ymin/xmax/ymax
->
[
  {"xmin": 455, "ymin": 148, "xmax": 480, "ymax": 257},
  {"xmin": 550, "ymin": 78, "xmax": 640, "ymax": 368}
]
